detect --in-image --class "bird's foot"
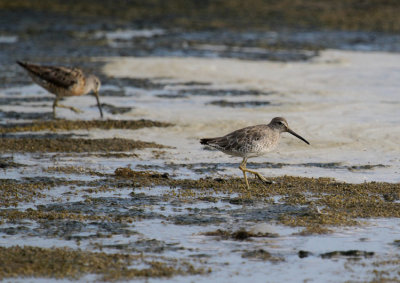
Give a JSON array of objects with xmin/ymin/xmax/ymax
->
[
  {"xmin": 313, "ymin": 206, "xmax": 325, "ymax": 215},
  {"xmin": 69, "ymin": 107, "xmax": 83, "ymax": 114},
  {"xmin": 254, "ymin": 173, "xmax": 273, "ymax": 185},
  {"xmin": 57, "ymin": 104, "xmax": 83, "ymax": 114}
]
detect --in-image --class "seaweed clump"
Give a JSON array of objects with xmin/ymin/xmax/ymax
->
[
  {"xmin": 0, "ymin": 119, "xmax": 172, "ymax": 134},
  {"xmin": 0, "ymin": 246, "xmax": 205, "ymax": 280},
  {"xmin": 0, "ymin": 138, "xmax": 166, "ymax": 153}
]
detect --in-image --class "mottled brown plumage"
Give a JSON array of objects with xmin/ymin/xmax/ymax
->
[
  {"xmin": 17, "ymin": 61, "xmax": 103, "ymax": 118},
  {"xmin": 201, "ymin": 117, "xmax": 309, "ymax": 189}
]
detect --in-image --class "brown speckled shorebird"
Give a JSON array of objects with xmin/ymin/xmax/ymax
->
[
  {"xmin": 200, "ymin": 117, "xmax": 310, "ymax": 189},
  {"xmin": 17, "ymin": 61, "xmax": 103, "ymax": 118}
]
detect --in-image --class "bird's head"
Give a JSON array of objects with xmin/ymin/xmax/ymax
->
[
  {"xmin": 269, "ymin": 117, "xmax": 309, "ymax": 145},
  {"xmin": 89, "ymin": 75, "xmax": 101, "ymax": 93}
]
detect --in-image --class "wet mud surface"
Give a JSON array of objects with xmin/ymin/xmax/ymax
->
[
  {"xmin": 1, "ymin": 163, "xmax": 400, "ymax": 280},
  {"xmin": 1, "ymin": 1, "xmax": 400, "ymax": 281},
  {"xmin": 0, "ymin": 63, "xmax": 398, "ymax": 283},
  {"xmin": 3, "ymin": 167, "xmax": 400, "ymax": 235}
]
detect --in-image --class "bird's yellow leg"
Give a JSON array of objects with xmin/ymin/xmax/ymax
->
[
  {"xmin": 243, "ymin": 168, "xmax": 268, "ymax": 182},
  {"xmin": 53, "ymin": 96, "xmax": 83, "ymax": 119},
  {"xmin": 239, "ymin": 157, "xmax": 269, "ymax": 184},
  {"xmin": 239, "ymin": 158, "xmax": 250, "ymax": 190},
  {"xmin": 53, "ymin": 97, "xmax": 83, "ymax": 117},
  {"xmin": 57, "ymin": 104, "xmax": 83, "ymax": 114}
]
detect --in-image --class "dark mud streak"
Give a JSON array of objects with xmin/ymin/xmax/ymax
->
[
  {"xmin": 136, "ymin": 161, "xmax": 388, "ymax": 174},
  {"xmin": 204, "ymin": 228, "xmax": 279, "ymax": 241},
  {"xmin": 320, "ymin": 250, "xmax": 374, "ymax": 259},
  {"xmin": 99, "ymin": 239, "xmax": 183, "ymax": 253},
  {"xmin": 206, "ymin": 100, "xmax": 271, "ymax": 108},
  {"xmin": 0, "ymin": 157, "xmax": 25, "ymax": 169},
  {"xmin": 177, "ymin": 88, "xmax": 274, "ymax": 97},
  {"xmin": 0, "ymin": 111, "xmax": 53, "ymax": 120},
  {"xmin": 100, "ymin": 103, "xmax": 133, "ymax": 115},
  {"xmin": 0, "ymin": 96, "xmax": 53, "ymax": 105}
]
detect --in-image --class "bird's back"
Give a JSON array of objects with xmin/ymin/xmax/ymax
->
[
  {"xmin": 201, "ymin": 124, "xmax": 279, "ymax": 157},
  {"xmin": 17, "ymin": 61, "xmax": 86, "ymax": 97}
]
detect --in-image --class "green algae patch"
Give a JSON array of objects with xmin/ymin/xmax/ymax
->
[
  {"xmin": 0, "ymin": 137, "xmax": 166, "ymax": 152},
  {"xmin": 0, "ymin": 246, "xmax": 205, "ymax": 280},
  {"xmin": 0, "ymin": 119, "xmax": 172, "ymax": 134}
]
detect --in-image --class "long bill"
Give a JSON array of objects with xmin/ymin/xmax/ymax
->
[
  {"xmin": 94, "ymin": 91, "xmax": 103, "ymax": 118},
  {"xmin": 287, "ymin": 128, "xmax": 310, "ymax": 145}
]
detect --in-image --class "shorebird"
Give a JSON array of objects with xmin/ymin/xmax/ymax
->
[
  {"xmin": 17, "ymin": 61, "xmax": 103, "ymax": 118},
  {"xmin": 200, "ymin": 117, "xmax": 309, "ymax": 189}
]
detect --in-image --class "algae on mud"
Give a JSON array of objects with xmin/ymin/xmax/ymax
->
[
  {"xmin": 0, "ymin": 137, "xmax": 166, "ymax": 153},
  {"xmin": 2, "ymin": 166, "xmax": 400, "ymax": 280},
  {"xmin": 242, "ymin": 249, "xmax": 283, "ymax": 262},
  {"xmin": 0, "ymin": 117, "xmax": 171, "ymax": 154},
  {"xmin": 0, "ymin": 119, "xmax": 172, "ymax": 133},
  {"xmin": 0, "ymin": 179, "xmax": 50, "ymax": 207},
  {"xmin": 3, "ymin": 167, "xmax": 400, "ymax": 234},
  {"xmin": 0, "ymin": 246, "xmax": 205, "ymax": 281},
  {"xmin": 114, "ymin": 168, "xmax": 400, "ymax": 233}
]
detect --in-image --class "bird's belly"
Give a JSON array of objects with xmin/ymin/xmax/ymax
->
[
  {"xmin": 220, "ymin": 143, "xmax": 277, "ymax": 158},
  {"xmin": 246, "ymin": 142, "xmax": 277, "ymax": 158}
]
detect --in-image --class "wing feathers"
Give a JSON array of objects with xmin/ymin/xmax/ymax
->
[{"xmin": 17, "ymin": 61, "xmax": 83, "ymax": 89}]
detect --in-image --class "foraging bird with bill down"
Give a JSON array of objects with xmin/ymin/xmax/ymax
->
[
  {"xmin": 200, "ymin": 117, "xmax": 310, "ymax": 189},
  {"xmin": 17, "ymin": 61, "xmax": 103, "ymax": 119}
]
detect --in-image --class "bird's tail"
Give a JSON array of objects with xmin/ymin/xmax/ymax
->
[{"xmin": 16, "ymin": 60, "xmax": 28, "ymax": 69}]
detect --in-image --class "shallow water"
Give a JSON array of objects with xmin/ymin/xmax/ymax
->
[{"xmin": 99, "ymin": 49, "xmax": 400, "ymax": 183}]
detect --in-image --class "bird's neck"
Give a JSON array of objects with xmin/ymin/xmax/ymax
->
[{"xmin": 84, "ymin": 78, "xmax": 95, "ymax": 94}]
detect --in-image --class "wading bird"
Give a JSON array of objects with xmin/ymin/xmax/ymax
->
[
  {"xmin": 17, "ymin": 61, "xmax": 103, "ymax": 118},
  {"xmin": 200, "ymin": 117, "xmax": 310, "ymax": 189}
]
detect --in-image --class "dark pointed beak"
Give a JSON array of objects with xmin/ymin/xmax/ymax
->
[
  {"xmin": 287, "ymin": 128, "xmax": 310, "ymax": 145},
  {"xmin": 94, "ymin": 91, "xmax": 103, "ymax": 118}
]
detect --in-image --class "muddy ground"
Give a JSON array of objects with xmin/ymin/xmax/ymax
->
[
  {"xmin": 1, "ymin": 118, "xmax": 400, "ymax": 280},
  {"xmin": 1, "ymin": 1, "xmax": 400, "ymax": 281}
]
